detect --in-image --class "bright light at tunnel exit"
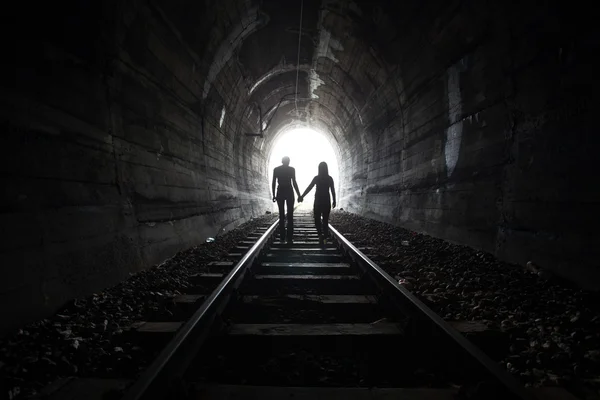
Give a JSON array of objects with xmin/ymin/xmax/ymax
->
[{"xmin": 268, "ymin": 128, "xmax": 339, "ymax": 211}]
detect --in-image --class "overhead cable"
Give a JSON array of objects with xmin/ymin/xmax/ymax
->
[{"xmin": 294, "ymin": 0, "xmax": 304, "ymax": 115}]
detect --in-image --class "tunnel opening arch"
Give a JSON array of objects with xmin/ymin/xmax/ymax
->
[{"xmin": 265, "ymin": 120, "xmax": 343, "ymax": 211}]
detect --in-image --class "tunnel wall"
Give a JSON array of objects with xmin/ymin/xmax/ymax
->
[
  {"xmin": 341, "ymin": 2, "xmax": 599, "ymax": 287},
  {"xmin": 0, "ymin": 0, "xmax": 269, "ymax": 333}
]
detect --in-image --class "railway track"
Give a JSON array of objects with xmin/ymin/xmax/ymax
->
[{"xmin": 35, "ymin": 212, "xmax": 574, "ymax": 400}]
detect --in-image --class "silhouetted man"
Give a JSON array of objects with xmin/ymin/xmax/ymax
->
[{"xmin": 272, "ymin": 156, "xmax": 301, "ymax": 244}]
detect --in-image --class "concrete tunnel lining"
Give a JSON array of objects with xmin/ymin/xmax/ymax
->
[{"xmin": 0, "ymin": 0, "xmax": 599, "ymax": 333}]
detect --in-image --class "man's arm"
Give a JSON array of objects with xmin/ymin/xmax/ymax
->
[
  {"xmin": 330, "ymin": 177, "xmax": 337, "ymax": 208},
  {"xmin": 292, "ymin": 168, "xmax": 301, "ymax": 197},
  {"xmin": 271, "ymin": 171, "xmax": 277, "ymax": 201}
]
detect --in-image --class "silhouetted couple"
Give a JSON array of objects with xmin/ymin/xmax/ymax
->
[{"xmin": 272, "ymin": 156, "xmax": 336, "ymax": 246}]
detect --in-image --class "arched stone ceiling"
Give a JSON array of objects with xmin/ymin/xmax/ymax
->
[
  {"xmin": 233, "ymin": 0, "xmax": 394, "ymax": 153},
  {"xmin": 156, "ymin": 0, "xmax": 396, "ymax": 153}
]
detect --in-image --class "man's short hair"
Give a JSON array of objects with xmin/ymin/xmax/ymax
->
[{"xmin": 282, "ymin": 156, "xmax": 290, "ymax": 165}]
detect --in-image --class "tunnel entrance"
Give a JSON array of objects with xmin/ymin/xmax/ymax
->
[{"xmin": 268, "ymin": 127, "xmax": 339, "ymax": 211}]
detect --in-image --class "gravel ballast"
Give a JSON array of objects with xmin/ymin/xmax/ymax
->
[
  {"xmin": 330, "ymin": 210, "xmax": 600, "ymax": 398},
  {"xmin": 0, "ymin": 214, "xmax": 276, "ymax": 398},
  {"xmin": 2, "ymin": 209, "xmax": 599, "ymax": 398}
]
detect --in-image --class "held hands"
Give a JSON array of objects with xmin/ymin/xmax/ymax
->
[{"xmin": 332, "ymin": 201, "xmax": 336, "ymax": 209}]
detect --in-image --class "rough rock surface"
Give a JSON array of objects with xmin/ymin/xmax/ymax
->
[
  {"xmin": 330, "ymin": 210, "xmax": 600, "ymax": 397},
  {"xmin": 0, "ymin": 214, "xmax": 276, "ymax": 398}
]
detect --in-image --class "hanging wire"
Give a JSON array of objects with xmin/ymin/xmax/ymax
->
[{"xmin": 294, "ymin": 0, "xmax": 304, "ymax": 115}]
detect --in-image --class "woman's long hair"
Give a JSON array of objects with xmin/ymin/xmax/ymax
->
[{"xmin": 318, "ymin": 161, "xmax": 329, "ymax": 177}]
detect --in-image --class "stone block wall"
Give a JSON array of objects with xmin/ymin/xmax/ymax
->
[
  {"xmin": 340, "ymin": 1, "xmax": 600, "ymax": 287},
  {"xmin": 0, "ymin": 0, "xmax": 269, "ymax": 334}
]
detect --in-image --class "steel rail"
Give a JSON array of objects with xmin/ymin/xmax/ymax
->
[
  {"xmin": 328, "ymin": 224, "xmax": 537, "ymax": 400},
  {"xmin": 121, "ymin": 220, "xmax": 280, "ymax": 400}
]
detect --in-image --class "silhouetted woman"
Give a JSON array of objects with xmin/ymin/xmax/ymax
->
[{"xmin": 299, "ymin": 162, "xmax": 336, "ymax": 245}]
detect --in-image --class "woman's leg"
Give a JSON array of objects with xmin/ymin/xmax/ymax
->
[
  {"xmin": 313, "ymin": 203, "xmax": 322, "ymax": 236},
  {"xmin": 322, "ymin": 204, "xmax": 332, "ymax": 237}
]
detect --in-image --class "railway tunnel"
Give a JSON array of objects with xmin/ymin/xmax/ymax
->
[{"xmin": 1, "ymin": 0, "xmax": 599, "ymax": 374}]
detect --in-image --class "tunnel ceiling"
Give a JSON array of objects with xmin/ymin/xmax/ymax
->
[{"xmin": 157, "ymin": 0, "xmax": 405, "ymax": 153}]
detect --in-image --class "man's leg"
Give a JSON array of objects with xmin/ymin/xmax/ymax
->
[
  {"xmin": 322, "ymin": 204, "xmax": 332, "ymax": 238},
  {"xmin": 286, "ymin": 195, "xmax": 295, "ymax": 243},
  {"xmin": 277, "ymin": 196, "xmax": 286, "ymax": 242}
]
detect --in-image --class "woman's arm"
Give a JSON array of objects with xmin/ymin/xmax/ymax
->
[
  {"xmin": 272, "ymin": 170, "xmax": 277, "ymax": 201},
  {"xmin": 299, "ymin": 177, "xmax": 317, "ymax": 201},
  {"xmin": 330, "ymin": 177, "xmax": 336, "ymax": 208}
]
